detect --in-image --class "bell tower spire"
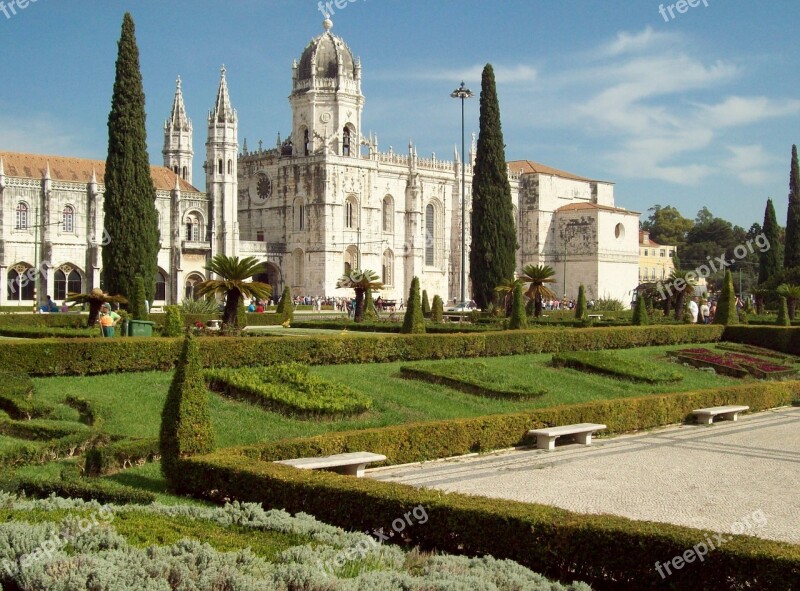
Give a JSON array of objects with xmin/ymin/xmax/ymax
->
[{"xmin": 163, "ymin": 76, "xmax": 193, "ymax": 184}]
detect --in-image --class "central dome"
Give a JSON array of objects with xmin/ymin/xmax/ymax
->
[{"xmin": 297, "ymin": 18, "xmax": 357, "ymax": 82}]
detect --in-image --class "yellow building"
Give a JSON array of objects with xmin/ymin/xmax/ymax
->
[{"xmin": 639, "ymin": 231, "xmax": 675, "ymax": 283}]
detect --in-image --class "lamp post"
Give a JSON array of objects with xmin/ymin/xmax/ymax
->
[{"xmin": 451, "ymin": 81, "xmax": 473, "ymax": 308}]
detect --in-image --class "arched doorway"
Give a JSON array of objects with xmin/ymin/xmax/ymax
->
[{"xmin": 254, "ymin": 262, "xmax": 282, "ymax": 304}]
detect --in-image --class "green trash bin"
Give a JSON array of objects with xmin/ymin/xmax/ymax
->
[{"xmin": 127, "ymin": 320, "xmax": 155, "ymax": 337}]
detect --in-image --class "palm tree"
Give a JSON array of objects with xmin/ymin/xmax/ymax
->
[
  {"xmin": 776, "ymin": 284, "xmax": 800, "ymax": 319},
  {"xmin": 65, "ymin": 288, "xmax": 127, "ymax": 327},
  {"xmin": 336, "ymin": 269, "xmax": 383, "ymax": 323},
  {"xmin": 195, "ymin": 255, "xmax": 272, "ymax": 327},
  {"xmin": 520, "ymin": 265, "xmax": 557, "ymax": 317},
  {"xmin": 494, "ymin": 277, "xmax": 525, "ymax": 316},
  {"xmin": 668, "ymin": 270, "xmax": 696, "ymax": 320}
]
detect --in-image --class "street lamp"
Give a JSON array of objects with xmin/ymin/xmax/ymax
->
[{"xmin": 451, "ymin": 81, "xmax": 473, "ymax": 308}]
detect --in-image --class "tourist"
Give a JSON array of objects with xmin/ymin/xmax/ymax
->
[
  {"xmin": 688, "ymin": 297, "xmax": 699, "ymax": 323},
  {"xmin": 256, "ymin": 302, "xmax": 264, "ymax": 313},
  {"xmin": 248, "ymin": 301, "xmax": 256, "ymax": 313},
  {"xmin": 699, "ymin": 299, "xmax": 710, "ymax": 324},
  {"xmin": 708, "ymin": 300, "xmax": 717, "ymax": 323},
  {"xmin": 60, "ymin": 301, "xmax": 69, "ymax": 313}
]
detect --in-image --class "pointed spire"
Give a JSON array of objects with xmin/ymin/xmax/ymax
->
[
  {"xmin": 174, "ymin": 172, "xmax": 181, "ymax": 191},
  {"xmin": 211, "ymin": 65, "xmax": 235, "ymax": 124},
  {"xmin": 90, "ymin": 168, "xmax": 97, "ymax": 185},
  {"xmin": 167, "ymin": 76, "xmax": 191, "ymax": 131},
  {"xmin": 242, "ymin": 137, "xmax": 248, "ymax": 154},
  {"xmin": 454, "ymin": 145, "xmax": 460, "ymax": 164},
  {"xmin": 0, "ymin": 156, "xmax": 5, "ymax": 190},
  {"xmin": 44, "ymin": 162, "xmax": 51, "ymax": 179}
]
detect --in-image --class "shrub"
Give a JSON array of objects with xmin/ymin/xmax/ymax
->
[
  {"xmin": 0, "ymin": 372, "xmax": 52, "ymax": 420},
  {"xmin": 714, "ymin": 270, "xmax": 739, "ymax": 326},
  {"xmin": 11, "ymin": 474, "xmax": 156, "ymax": 504},
  {"xmin": 508, "ymin": 282, "xmax": 528, "ymax": 330},
  {"xmin": 205, "ymin": 364, "xmax": 372, "ymax": 417},
  {"xmin": 277, "ymin": 286, "xmax": 293, "ymax": 323},
  {"xmin": 552, "ymin": 351, "xmax": 683, "ymax": 383},
  {"xmin": 180, "ymin": 297, "xmax": 219, "ymax": 315},
  {"xmin": 593, "ymin": 298, "xmax": 626, "ymax": 312},
  {"xmin": 401, "ymin": 277, "xmax": 426, "ymax": 334},
  {"xmin": 84, "ymin": 437, "xmax": 160, "ymax": 476},
  {"xmin": 400, "ymin": 362, "xmax": 545, "ymax": 399},
  {"xmin": 162, "ymin": 305, "xmax": 184, "ymax": 337},
  {"xmin": 159, "ymin": 334, "xmax": 214, "ymax": 489},
  {"xmin": 235, "ymin": 297, "xmax": 247, "ymax": 329},
  {"xmin": 129, "ymin": 275, "xmax": 149, "ymax": 321},
  {"xmin": 574, "ymin": 285, "xmax": 587, "ymax": 320},
  {"xmin": 431, "ymin": 295, "xmax": 444, "ymax": 323},
  {"xmin": 777, "ymin": 296, "xmax": 790, "ymax": 326},
  {"xmin": 422, "ymin": 290, "xmax": 431, "ymax": 318},
  {"xmin": 64, "ymin": 395, "xmax": 101, "ymax": 427},
  {"xmin": 363, "ymin": 287, "xmax": 379, "ymax": 322},
  {"xmin": 632, "ymin": 296, "xmax": 649, "ymax": 326}
]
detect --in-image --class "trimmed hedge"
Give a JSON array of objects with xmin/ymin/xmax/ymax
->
[
  {"xmin": 552, "ymin": 351, "xmax": 683, "ymax": 384},
  {"xmin": 0, "ymin": 325, "xmax": 724, "ymax": 377},
  {"xmin": 238, "ymin": 380, "xmax": 797, "ymax": 467},
  {"xmin": 0, "ymin": 325, "xmax": 99, "ymax": 338},
  {"xmin": 205, "ymin": 364, "xmax": 372, "ymax": 417},
  {"xmin": 0, "ymin": 431, "xmax": 100, "ymax": 468},
  {"xmin": 10, "ymin": 474, "xmax": 156, "ymax": 504},
  {"xmin": 0, "ymin": 372, "xmax": 52, "ymax": 420},
  {"xmin": 182, "ymin": 454, "xmax": 800, "ymax": 591},
  {"xmin": 84, "ymin": 437, "xmax": 159, "ymax": 476},
  {"xmin": 723, "ymin": 325, "xmax": 800, "ymax": 356}
]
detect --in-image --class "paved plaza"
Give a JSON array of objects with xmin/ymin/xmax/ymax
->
[{"xmin": 371, "ymin": 407, "xmax": 800, "ymax": 544}]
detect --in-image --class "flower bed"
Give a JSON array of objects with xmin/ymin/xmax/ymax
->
[{"xmin": 670, "ymin": 348, "xmax": 797, "ymax": 380}]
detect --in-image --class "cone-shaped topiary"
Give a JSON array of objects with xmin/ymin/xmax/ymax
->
[
  {"xmin": 713, "ymin": 270, "xmax": 739, "ymax": 326},
  {"xmin": 632, "ymin": 296, "xmax": 649, "ymax": 326},
  {"xmin": 575, "ymin": 285, "xmax": 587, "ymax": 320},
  {"xmin": 525, "ymin": 298, "xmax": 535, "ymax": 317},
  {"xmin": 160, "ymin": 334, "xmax": 214, "ymax": 491},
  {"xmin": 431, "ymin": 295, "xmax": 444, "ymax": 323},
  {"xmin": 364, "ymin": 286, "xmax": 379, "ymax": 321},
  {"xmin": 402, "ymin": 277, "xmax": 426, "ymax": 333},
  {"xmin": 130, "ymin": 275, "xmax": 149, "ymax": 320},
  {"xmin": 163, "ymin": 305, "xmax": 184, "ymax": 337},
  {"xmin": 508, "ymin": 281, "xmax": 528, "ymax": 330},
  {"xmin": 422, "ymin": 290, "xmax": 431, "ymax": 318},
  {"xmin": 777, "ymin": 296, "xmax": 790, "ymax": 326},
  {"xmin": 277, "ymin": 286, "xmax": 293, "ymax": 323}
]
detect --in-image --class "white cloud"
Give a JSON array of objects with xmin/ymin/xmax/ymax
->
[
  {"xmin": 0, "ymin": 114, "xmax": 91, "ymax": 157},
  {"xmin": 598, "ymin": 26, "xmax": 679, "ymax": 57},
  {"xmin": 721, "ymin": 144, "xmax": 774, "ymax": 185},
  {"xmin": 695, "ymin": 96, "xmax": 800, "ymax": 128}
]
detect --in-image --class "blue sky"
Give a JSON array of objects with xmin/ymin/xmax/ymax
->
[{"xmin": 2, "ymin": 0, "xmax": 799, "ymax": 229}]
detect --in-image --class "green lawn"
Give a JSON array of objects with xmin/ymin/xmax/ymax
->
[{"xmin": 29, "ymin": 345, "xmax": 747, "ymax": 448}]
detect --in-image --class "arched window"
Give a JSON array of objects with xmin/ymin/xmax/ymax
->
[
  {"xmin": 227, "ymin": 159, "xmax": 233, "ymax": 175},
  {"xmin": 342, "ymin": 126, "xmax": 351, "ymax": 157},
  {"xmin": 185, "ymin": 274, "xmax": 204, "ymax": 300},
  {"xmin": 154, "ymin": 271, "xmax": 167, "ymax": 301},
  {"xmin": 185, "ymin": 213, "xmax": 201, "ymax": 242},
  {"xmin": 182, "ymin": 166, "xmax": 188, "ymax": 180},
  {"xmin": 382, "ymin": 250, "xmax": 394, "ymax": 286},
  {"xmin": 425, "ymin": 204, "xmax": 435, "ymax": 266},
  {"xmin": 173, "ymin": 165, "xmax": 178, "ymax": 174},
  {"xmin": 53, "ymin": 268, "xmax": 82, "ymax": 300},
  {"xmin": 6, "ymin": 266, "xmax": 35, "ymax": 301},
  {"xmin": 303, "ymin": 129, "xmax": 310, "ymax": 156},
  {"xmin": 294, "ymin": 249, "xmax": 304, "ymax": 286},
  {"xmin": 15, "ymin": 203, "xmax": 29, "ymax": 230},
  {"xmin": 294, "ymin": 199, "xmax": 305, "ymax": 231},
  {"xmin": 382, "ymin": 196, "xmax": 393, "ymax": 233},
  {"xmin": 344, "ymin": 245, "xmax": 358, "ymax": 275},
  {"xmin": 217, "ymin": 159, "xmax": 223, "ymax": 175},
  {"xmin": 345, "ymin": 197, "xmax": 357, "ymax": 229},
  {"xmin": 62, "ymin": 206, "xmax": 75, "ymax": 233}
]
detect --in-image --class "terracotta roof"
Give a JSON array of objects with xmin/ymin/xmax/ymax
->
[
  {"xmin": 0, "ymin": 151, "xmax": 201, "ymax": 193},
  {"xmin": 507, "ymin": 160, "xmax": 607, "ymax": 183},
  {"xmin": 557, "ymin": 202, "xmax": 638, "ymax": 215},
  {"xmin": 639, "ymin": 230, "xmax": 674, "ymax": 248}
]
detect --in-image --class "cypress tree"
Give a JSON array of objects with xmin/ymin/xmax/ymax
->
[
  {"xmin": 759, "ymin": 199, "xmax": 782, "ymax": 284},
  {"xmin": 401, "ymin": 277, "xmax": 426, "ymax": 334},
  {"xmin": 421, "ymin": 290, "xmax": 431, "ymax": 318},
  {"xmin": 159, "ymin": 334, "xmax": 214, "ymax": 490},
  {"xmin": 277, "ymin": 286, "xmax": 293, "ymax": 323},
  {"xmin": 777, "ymin": 296, "xmax": 790, "ymax": 326},
  {"xmin": 470, "ymin": 64, "xmax": 517, "ymax": 309},
  {"xmin": 130, "ymin": 275, "xmax": 148, "ymax": 320},
  {"xmin": 102, "ymin": 13, "xmax": 160, "ymax": 303},
  {"xmin": 713, "ymin": 270, "xmax": 739, "ymax": 326},
  {"xmin": 431, "ymin": 295, "xmax": 444, "ymax": 323},
  {"xmin": 632, "ymin": 296, "xmax": 649, "ymax": 326},
  {"xmin": 508, "ymin": 282, "xmax": 528, "ymax": 330},
  {"xmin": 575, "ymin": 285, "xmax": 587, "ymax": 320},
  {"xmin": 785, "ymin": 145, "xmax": 800, "ymax": 269}
]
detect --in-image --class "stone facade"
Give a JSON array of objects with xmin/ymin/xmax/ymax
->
[{"xmin": 0, "ymin": 17, "xmax": 641, "ymax": 308}]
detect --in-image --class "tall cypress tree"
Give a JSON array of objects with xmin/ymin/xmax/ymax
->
[
  {"xmin": 102, "ymin": 13, "xmax": 160, "ymax": 303},
  {"xmin": 759, "ymin": 198, "xmax": 782, "ymax": 284},
  {"xmin": 470, "ymin": 64, "xmax": 517, "ymax": 309},
  {"xmin": 784, "ymin": 145, "xmax": 800, "ymax": 270}
]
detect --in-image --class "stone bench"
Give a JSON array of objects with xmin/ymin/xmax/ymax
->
[
  {"xmin": 587, "ymin": 314, "xmax": 603, "ymax": 319},
  {"xmin": 692, "ymin": 405, "xmax": 749, "ymax": 425},
  {"xmin": 527, "ymin": 423, "xmax": 607, "ymax": 451},
  {"xmin": 274, "ymin": 452, "xmax": 387, "ymax": 477}
]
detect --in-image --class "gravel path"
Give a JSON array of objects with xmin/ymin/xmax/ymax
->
[{"xmin": 371, "ymin": 407, "xmax": 800, "ymax": 544}]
